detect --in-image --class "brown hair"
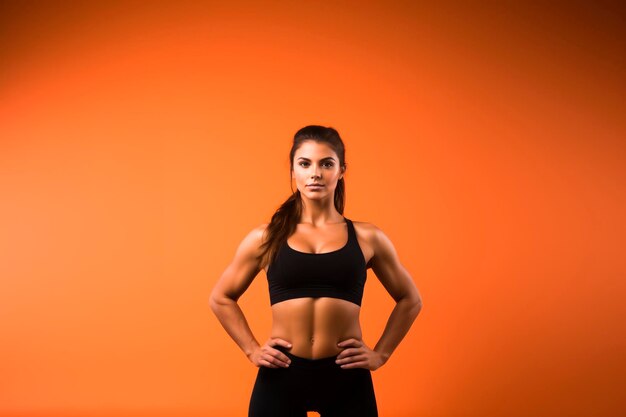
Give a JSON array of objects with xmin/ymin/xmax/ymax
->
[{"xmin": 257, "ymin": 125, "xmax": 347, "ymax": 269}]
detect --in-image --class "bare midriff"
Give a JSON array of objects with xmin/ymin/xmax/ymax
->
[{"xmin": 269, "ymin": 297, "xmax": 362, "ymax": 359}]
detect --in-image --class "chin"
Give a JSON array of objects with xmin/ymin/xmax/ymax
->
[{"xmin": 304, "ymin": 191, "xmax": 328, "ymax": 198}]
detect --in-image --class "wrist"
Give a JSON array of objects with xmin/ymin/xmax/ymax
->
[
  {"xmin": 375, "ymin": 349, "xmax": 390, "ymax": 364},
  {"xmin": 245, "ymin": 343, "xmax": 260, "ymax": 358}
]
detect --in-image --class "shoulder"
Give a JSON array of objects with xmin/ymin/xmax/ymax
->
[
  {"xmin": 351, "ymin": 220, "xmax": 396, "ymax": 254},
  {"xmin": 234, "ymin": 223, "xmax": 270, "ymax": 258},
  {"xmin": 251, "ymin": 222, "xmax": 270, "ymax": 238},
  {"xmin": 351, "ymin": 219, "xmax": 386, "ymax": 241},
  {"xmin": 350, "ymin": 219, "xmax": 379, "ymax": 240}
]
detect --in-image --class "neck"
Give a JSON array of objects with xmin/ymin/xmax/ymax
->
[{"xmin": 299, "ymin": 198, "xmax": 343, "ymax": 226}]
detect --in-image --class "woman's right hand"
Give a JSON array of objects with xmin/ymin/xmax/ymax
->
[{"xmin": 248, "ymin": 338, "xmax": 293, "ymax": 368}]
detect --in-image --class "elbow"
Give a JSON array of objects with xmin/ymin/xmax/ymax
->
[
  {"xmin": 406, "ymin": 298, "xmax": 422, "ymax": 320},
  {"xmin": 413, "ymin": 297, "xmax": 423, "ymax": 315},
  {"xmin": 413, "ymin": 289, "xmax": 423, "ymax": 309},
  {"xmin": 208, "ymin": 293, "xmax": 219, "ymax": 313},
  {"xmin": 404, "ymin": 290, "xmax": 423, "ymax": 316},
  {"xmin": 209, "ymin": 289, "xmax": 236, "ymax": 312},
  {"xmin": 209, "ymin": 292, "xmax": 224, "ymax": 313}
]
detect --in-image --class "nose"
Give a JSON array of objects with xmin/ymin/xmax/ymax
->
[{"xmin": 311, "ymin": 164, "xmax": 321, "ymax": 178}]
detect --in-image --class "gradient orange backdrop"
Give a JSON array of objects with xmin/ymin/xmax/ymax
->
[{"xmin": 1, "ymin": 1, "xmax": 624, "ymax": 417}]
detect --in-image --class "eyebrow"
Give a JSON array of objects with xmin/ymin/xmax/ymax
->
[{"xmin": 297, "ymin": 156, "xmax": 336, "ymax": 162}]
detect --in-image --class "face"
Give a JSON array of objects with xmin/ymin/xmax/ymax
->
[{"xmin": 292, "ymin": 141, "xmax": 345, "ymax": 200}]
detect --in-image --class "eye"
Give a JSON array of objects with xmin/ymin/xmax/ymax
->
[{"xmin": 298, "ymin": 161, "xmax": 334, "ymax": 168}]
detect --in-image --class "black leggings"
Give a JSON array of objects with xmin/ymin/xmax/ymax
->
[{"xmin": 248, "ymin": 345, "xmax": 378, "ymax": 416}]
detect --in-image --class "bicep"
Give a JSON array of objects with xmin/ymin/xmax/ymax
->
[
  {"xmin": 211, "ymin": 226, "xmax": 265, "ymax": 303},
  {"xmin": 370, "ymin": 227, "xmax": 419, "ymax": 303}
]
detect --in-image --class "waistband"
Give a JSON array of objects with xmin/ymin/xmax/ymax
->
[{"xmin": 275, "ymin": 345, "xmax": 340, "ymax": 369}]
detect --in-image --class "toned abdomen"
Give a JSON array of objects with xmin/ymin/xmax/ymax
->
[{"xmin": 270, "ymin": 297, "xmax": 362, "ymax": 359}]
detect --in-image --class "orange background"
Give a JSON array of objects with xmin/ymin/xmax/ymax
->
[{"xmin": 1, "ymin": 1, "xmax": 624, "ymax": 416}]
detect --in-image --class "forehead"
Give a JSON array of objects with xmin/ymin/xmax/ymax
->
[{"xmin": 294, "ymin": 141, "xmax": 337, "ymax": 159}]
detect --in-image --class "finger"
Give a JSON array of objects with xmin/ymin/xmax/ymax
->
[
  {"xmin": 273, "ymin": 350, "xmax": 292, "ymax": 366},
  {"xmin": 339, "ymin": 355, "xmax": 368, "ymax": 368},
  {"xmin": 337, "ymin": 338, "xmax": 356, "ymax": 347},
  {"xmin": 271, "ymin": 338, "xmax": 293, "ymax": 349},
  {"xmin": 268, "ymin": 340, "xmax": 292, "ymax": 366},
  {"xmin": 338, "ymin": 338, "xmax": 363, "ymax": 348},
  {"xmin": 337, "ymin": 347, "xmax": 362, "ymax": 359},
  {"xmin": 336, "ymin": 352, "xmax": 364, "ymax": 363},
  {"xmin": 267, "ymin": 349, "xmax": 291, "ymax": 367},
  {"xmin": 260, "ymin": 358, "xmax": 279, "ymax": 368},
  {"xmin": 340, "ymin": 360, "xmax": 368, "ymax": 369},
  {"xmin": 337, "ymin": 347, "xmax": 356, "ymax": 360},
  {"xmin": 264, "ymin": 354, "xmax": 285, "ymax": 368}
]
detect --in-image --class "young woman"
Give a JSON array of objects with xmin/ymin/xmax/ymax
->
[{"xmin": 210, "ymin": 125, "xmax": 423, "ymax": 417}]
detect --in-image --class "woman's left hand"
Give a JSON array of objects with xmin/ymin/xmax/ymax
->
[{"xmin": 335, "ymin": 338, "xmax": 387, "ymax": 371}]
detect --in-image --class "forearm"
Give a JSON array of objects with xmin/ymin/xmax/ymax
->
[
  {"xmin": 210, "ymin": 295, "xmax": 261, "ymax": 358},
  {"xmin": 373, "ymin": 296, "xmax": 422, "ymax": 362}
]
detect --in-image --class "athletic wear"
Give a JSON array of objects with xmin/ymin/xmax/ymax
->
[
  {"xmin": 266, "ymin": 217, "xmax": 367, "ymax": 306},
  {"xmin": 248, "ymin": 345, "xmax": 378, "ymax": 416}
]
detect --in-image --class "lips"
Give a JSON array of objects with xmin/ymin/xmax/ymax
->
[{"xmin": 307, "ymin": 184, "xmax": 324, "ymax": 187}]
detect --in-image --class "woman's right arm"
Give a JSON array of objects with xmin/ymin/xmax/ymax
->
[{"xmin": 209, "ymin": 224, "xmax": 292, "ymax": 368}]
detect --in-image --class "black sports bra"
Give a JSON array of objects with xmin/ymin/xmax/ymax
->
[{"xmin": 266, "ymin": 217, "xmax": 367, "ymax": 307}]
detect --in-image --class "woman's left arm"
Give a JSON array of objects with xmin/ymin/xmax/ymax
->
[{"xmin": 336, "ymin": 225, "xmax": 423, "ymax": 370}]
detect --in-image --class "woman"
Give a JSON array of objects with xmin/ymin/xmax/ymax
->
[{"xmin": 210, "ymin": 125, "xmax": 423, "ymax": 417}]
